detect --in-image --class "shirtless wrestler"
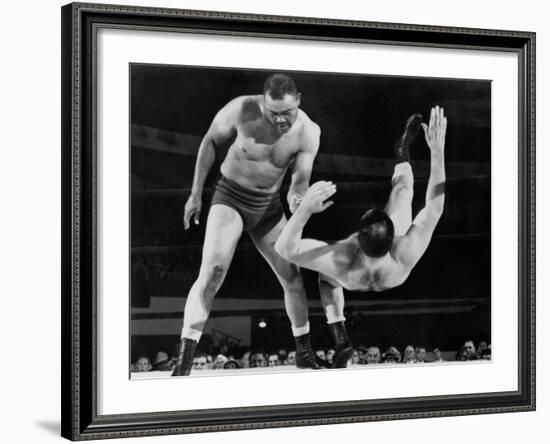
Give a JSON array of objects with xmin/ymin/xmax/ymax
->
[
  {"xmin": 172, "ymin": 74, "xmax": 353, "ymax": 376},
  {"xmin": 274, "ymin": 106, "xmax": 447, "ymax": 299}
]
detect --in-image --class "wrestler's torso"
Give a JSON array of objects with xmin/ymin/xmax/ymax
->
[
  {"xmin": 220, "ymin": 95, "xmax": 309, "ymax": 193},
  {"xmin": 321, "ymin": 234, "xmax": 410, "ymax": 292}
]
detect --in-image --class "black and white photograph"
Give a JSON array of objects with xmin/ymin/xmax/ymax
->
[
  {"xmin": 2, "ymin": 0, "xmax": 545, "ymax": 442},
  {"xmin": 129, "ymin": 65, "xmax": 491, "ymax": 378}
]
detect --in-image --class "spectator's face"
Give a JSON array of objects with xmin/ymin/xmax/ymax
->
[
  {"xmin": 415, "ymin": 347, "xmax": 426, "ymax": 362},
  {"xmin": 224, "ymin": 361, "xmax": 239, "ymax": 369},
  {"xmin": 366, "ymin": 347, "xmax": 381, "ymax": 364},
  {"xmin": 404, "ymin": 346, "xmax": 415, "ymax": 362},
  {"xmin": 135, "ymin": 357, "xmax": 152, "ymax": 372},
  {"xmin": 192, "ymin": 357, "xmax": 207, "ymax": 370},
  {"xmin": 268, "ymin": 354, "xmax": 279, "ymax": 367},
  {"xmin": 287, "ymin": 351, "xmax": 296, "ymax": 365},
  {"xmin": 214, "ymin": 359, "xmax": 226, "ymax": 369},
  {"xmin": 384, "ymin": 355, "xmax": 397, "ymax": 364},
  {"xmin": 250, "ymin": 353, "xmax": 266, "ymax": 368},
  {"xmin": 463, "ymin": 341, "xmax": 476, "ymax": 358},
  {"xmin": 358, "ymin": 349, "xmax": 367, "ymax": 362},
  {"xmin": 326, "ymin": 349, "xmax": 335, "ymax": 362},
  {"xmin": 387, "ymin": 346, "xmax": 401, "ymax": 362},
  {"xmin": 278, "ymin": 349, "xmax": 288, "ymax": 361},
  {"xmin": 434, "ymin": 349, "xmax": 442, "ymax": 360},
  {"xmin": 315, "ymin": 350, "xmax": 326, "ymax": 361},
  {"xmin": 351, "ymin": 350, "xmax": 360, "ymax": 364},
  {"xmin": 477, "ymin": 341, "xmax": 488, "ymax": 353}
]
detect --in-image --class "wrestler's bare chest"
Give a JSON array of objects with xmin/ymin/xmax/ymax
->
[{"xmin": 229, "ymin": 119, "xmax": 301, "ymax": 168}]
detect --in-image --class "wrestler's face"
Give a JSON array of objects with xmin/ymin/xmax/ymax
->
[{"xmin": 263, "ymin": 93, "xmax": 301, "ymax": 134}]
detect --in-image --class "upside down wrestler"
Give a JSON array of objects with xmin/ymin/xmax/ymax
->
[{"xmin": 275, "ymin": 107, "xmax": 447, "ymax": 301}]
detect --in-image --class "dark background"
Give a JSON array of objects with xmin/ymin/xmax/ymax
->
[{"xmin": 130, "ymin": 64, "xmax": 491, "ymax": 361}]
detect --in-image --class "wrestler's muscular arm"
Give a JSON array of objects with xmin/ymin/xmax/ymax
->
[
  {"xmin": 275, "ymin": 181, "xmax": 344, "ymax": 280},
  {"xmin": 287, "ymin": 123, "xmax": 321, "ymax": 213},
  {"xmin": 183, "ymin": 98, "xmax": 240, "ymax": 229},
  {"xmin": 394, "ymin": 106, "xmax": 447, "ymax": 268}
]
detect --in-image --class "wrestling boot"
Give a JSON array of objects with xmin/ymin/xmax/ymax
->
[
  {"xmin": 171, "ymin": 338, "xmax": 198, "ymax": 376},
  {"xmin": 328, "ymin": 321, "xmax": 354, "ymax": 368},
  {"xmin": 394, "ymin": 113, "xmax": 423, "ymax": 163},
  {"xmin": 295, "ymin": 333, "xmax": 329, "ymax": 369}
]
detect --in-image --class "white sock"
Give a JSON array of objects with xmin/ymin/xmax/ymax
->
[
  {"xmin": 181, "ymin": 327, "xmax": 202, "ymax": 342},
  {"xmin": 292, "ymin": 322, "xmax": 310, "ymax": 337},
  {"xmin": 326, "ymin": 314, "xmax": 346, "ymax": 324}
]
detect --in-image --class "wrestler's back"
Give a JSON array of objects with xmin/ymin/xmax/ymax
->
[{"xmin": 327, "ymin": 235, "xmax": 410, "ymax": 292}]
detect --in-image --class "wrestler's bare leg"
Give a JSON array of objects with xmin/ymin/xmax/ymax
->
[
  {"xmin": 250, "ymin": 215, "xmax": 326, "ymax": 369},
  {"xmin": 385, "ymin": 162, "xmax": 414, "ymax": 236},
  {"xmin": 318, "ymin": 275, "xmax": 344, "ymax": 322},
  {"xmin": 249, "ymin": 215, "xmax": 308, "ymax": 329},
  {"xmin": 182, "ymin": 204, "xmax": 243, "ymax": 334},
  {"xmin": 173, "ymin": 205, "xmax": 243, "ymax": 376}
]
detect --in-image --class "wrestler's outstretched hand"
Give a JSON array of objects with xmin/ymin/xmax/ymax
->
[
  {"xmin": 421, "ymin": 105, "xmax": 447, "ymax": 155},
  {"xmin": 300, "ymin": 181, "xmax": 337, "ymax": 215}
]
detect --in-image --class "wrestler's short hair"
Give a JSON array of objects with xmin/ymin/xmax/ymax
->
[
  {"xmin": 358, "ymin": 208, "xmax": 395, "ymax": 258},
  {"xmin": 263, "ymin": 73, "xmax": 298, "ymax": 100}
]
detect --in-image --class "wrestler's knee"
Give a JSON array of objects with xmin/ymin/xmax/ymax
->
[
  {"xmin": 392, "ymin": 163, "xmax": 414, "ymax": 189},
  {"xmin": 392, "ymin": 173, "xmax": 414, "ymax": 194}
]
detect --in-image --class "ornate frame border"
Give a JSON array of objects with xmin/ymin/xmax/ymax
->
[{"xmin": 61, "ymin": 2, "xmax": 535, "ymax": 440}]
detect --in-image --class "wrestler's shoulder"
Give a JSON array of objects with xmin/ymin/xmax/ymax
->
[
  {"xmin": 224, "ymin": 95, "xmax": 263, "ymax": 121},
  {"xmin": 298, "ymin": 110, "xmax": 321, "ymax": 135},
  {"xmin": 330, "ymin": 235, "xmax": 358, "ymax": 257},
  {"xmin": 296, "ymin": 111, "xmax": 321, "ymax": 148}
]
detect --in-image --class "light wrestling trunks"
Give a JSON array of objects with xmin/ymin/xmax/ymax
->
[{"xmin": 211, "ymin": 176, "xmax": 284, "ymax": 238}]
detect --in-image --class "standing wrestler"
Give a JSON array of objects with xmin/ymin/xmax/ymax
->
[
  {"xmin": 172, "ymin": 74, "xmax": 352, "ymax": 376},
  {"xmin": 275, "ymin": 106, "xmax": 447, "ymax": 294}
]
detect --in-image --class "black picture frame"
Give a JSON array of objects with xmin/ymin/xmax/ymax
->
[{"xmin": 61, "ymin": 2, "xmax": 536, "ymax": 440}]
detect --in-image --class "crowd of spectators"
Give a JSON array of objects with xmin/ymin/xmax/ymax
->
[{"xmin": 131, "ymin": 339, "xmax": 491, "ymax": 373}]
